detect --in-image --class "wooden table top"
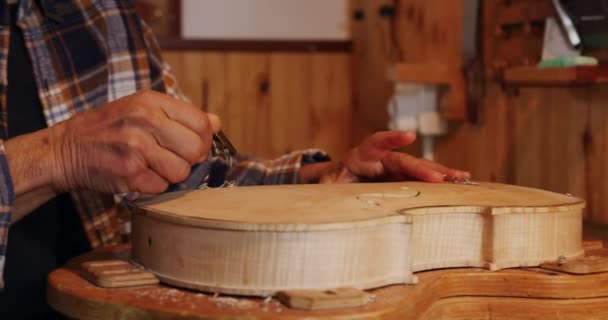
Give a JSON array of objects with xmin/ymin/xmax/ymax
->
[{"xmin": 48, "ymin": 236, "xmax": 608, "ymax": 320}]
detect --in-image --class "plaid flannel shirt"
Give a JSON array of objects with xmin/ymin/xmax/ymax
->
[{"xmin": 0, "ymin": 0, "xmax": 328, "ymax": 287}]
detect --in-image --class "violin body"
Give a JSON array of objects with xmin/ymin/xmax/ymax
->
[{"xmin": 131, "ymin": 182, "xmax": 584, "ymax": 296}]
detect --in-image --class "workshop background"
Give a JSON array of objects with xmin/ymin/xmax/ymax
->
[{"xmin": 133, "ymin": 0, "xmax": 608, "ymax": 227}]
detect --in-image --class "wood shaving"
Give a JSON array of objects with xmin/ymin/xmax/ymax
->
[{"xmin": 210, "ymin": 296, "xmax": 255, "ymax": 309}]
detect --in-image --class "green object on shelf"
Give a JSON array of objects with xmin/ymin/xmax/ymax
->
[{"xmin": 538, "ymin": 56, "xmax": 599, "ymax": 68}]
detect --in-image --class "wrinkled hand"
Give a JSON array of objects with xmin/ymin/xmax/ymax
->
[
  {"xmin": 47, "ymin": 90, "xmax": 219, "ymax": 194},
  {"xmin": 317, "ymin": 131, "xmax": 470, "ymax": 183}
]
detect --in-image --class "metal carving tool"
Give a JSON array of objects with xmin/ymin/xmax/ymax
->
[
  {"xmin": 211, "ymin": 130, "xmax": 238, "ymax": 167},
  {"xmin": 199, "ymin": 130, "xmax": 238, "ymax": 189}
]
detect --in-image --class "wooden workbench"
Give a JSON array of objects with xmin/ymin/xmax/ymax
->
[{"xmin": 48, "ymin": 235, "xmax": 608, "ymax": 320}]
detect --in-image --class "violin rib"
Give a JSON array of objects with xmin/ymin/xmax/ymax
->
[{"xmin": 131, "ymin": 182, "xmax": 584, "ymax": 296}]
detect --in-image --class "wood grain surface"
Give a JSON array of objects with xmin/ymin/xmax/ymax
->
[
  {"xmin": 162, "ymin": 51, "xmax": 353, "ymax": 159},
  {"xmin": 129, "ymin": 182, "xmax": 584, "ymax": 295},
  {"xmin": 48, "ymin": 243, "xmax": 608, "ymax": 320},
  {"xmin": 133, "ymin": 182, "xmax": 582, "ymax": 227}
]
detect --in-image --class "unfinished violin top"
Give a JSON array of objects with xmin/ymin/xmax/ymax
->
[{"xmin": 131, "ymin": 182, "xmax": 584, "ymax": 296}]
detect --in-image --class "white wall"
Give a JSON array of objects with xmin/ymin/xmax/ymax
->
[{"xmin": 182, "ymin": 0, "xmax": 349, "ymax": 40}]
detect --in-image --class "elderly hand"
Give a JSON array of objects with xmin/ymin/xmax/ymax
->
[
  {"xmin": 300, "ymin": 131, "xmax": 470, "ymax": 184},
  {"xmin": 6, "ymin": 89, "xmax": 219, "ymax": 196}
]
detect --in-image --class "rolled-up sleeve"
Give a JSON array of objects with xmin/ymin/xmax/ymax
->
[
  {"xmin": 0, "ymin": 140, "xmax": 15, "ymax": 288},
  {"xmin": 169, "ymin": 149, "xmax": 331, "ymax": 191},
  {"xmin": 228, "ymin": 149, "xmax": 331, "ymax": 185}
]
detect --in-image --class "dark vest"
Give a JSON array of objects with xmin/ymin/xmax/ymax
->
[{"xmin": 0, "ymin": 3, "xmax": 90, "ymax": 319}]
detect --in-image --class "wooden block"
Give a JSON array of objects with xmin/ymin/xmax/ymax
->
[
  {"xmin": 276, "ymin": 287, "xmax": 370, "ymax": 310},
  {"xmin": 541, "ymin": 256, "xmax": 608, "ymax": 275},
  {"xmin": 81, "ymin": 260, "xmax": 159, "ymax": 288}
]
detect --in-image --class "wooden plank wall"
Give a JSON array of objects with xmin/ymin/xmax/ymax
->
[
  {"xmin": 350, "ymin": 0, "xmax": 465, "ymax": 153},
  {"xmin": 433, "ymin": 86, "xmax": 592, "ymax": 218},
  {"xmin": 588, "ymin": 89, "xmax": 608, "ymax": 224},
  {"xmin": 351, "ymin": 0, "xmax": 608, "ymax": 224},
  {"xmin": 162, "ymin": 51, "xmax": 354, "ymax": 159},
  {"xmin": 350, "ymin": 0, "xmax": 397, "ymax": 143},
  {"xmin": 433, "ymin": 85, "xmax": 608, "ymax": 225},
  {"xmin": 162, "ymin": 0, "xmax": 608, "ymax": 225}
]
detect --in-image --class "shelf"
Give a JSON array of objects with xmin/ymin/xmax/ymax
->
[
  {"xmin": 387, "ymin": 63, "xmax": 460, "ymax": 84},
  {"xmin": 503, "ymin": 66, "xmax": 608, "ymax": 87}
]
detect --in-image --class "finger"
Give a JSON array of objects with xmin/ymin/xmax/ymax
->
[
  {"xmin": 151, "ymin": 116, "xmax": 211, "ymax": 164},
  {"xmin": 128, "ymin": 170, "xmax": 170, "ymax": 194},
  {"xmin": 86, "ymin": 148, "xmax": 170, "ymax": 193},
  {"xmin": 417, "ymin": 158, "xmax": 471, "ymax": 180},
  {"xmin": 80, "ymin": 169, "xmax": 131, "ymax": 194},
  {"xmin": 144, "ymin": 144, "xmax": 192, "ymax": 184},
  {"xmin": 138, "ymin": 90, "xmax": 216, "ymax": 139},
  {"xmin": 382, "ymin": 153, "xmax": 445, "ymax": 182},
  {"xmin": 121, "ymin": 98, "xmax": 214, "ymax": 164},
  {"xmin": 207, "ymin": 113, "xmax": 221, "ymax": 133},
  {"xmin": 444, "ymin": 170, "xmax": 472, "ymax": 181},
  {"xmin": 356, "ymin": 131, "xmax": 417, "ymax": 162},
  {"xmin": 106, "ymin": 129, "xmax": 193, "ymax": 184}
]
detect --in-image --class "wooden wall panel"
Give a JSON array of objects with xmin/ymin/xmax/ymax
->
[
  {"xmin": 351, "ymin": 0, "xmax": 467, "ymax": 153},
  {"xmin": 351, "ymin": 0, "xmax": 397, "ymax": 142},
  {"xmin": 510, "ymin": 88, "xmax": 587, "ymax": 198},
  {"xmin": 393, "ymin": 0, "xmax": 462, "ymax": 66},
  {"xmin": 434, "ymin": 85, "xmax": 510, "ymax": 182},
  {"xmin": 587, "ymin": 88, "xmax": 608, "ymax": 224},
  {"xmin": 392, "ymin": 0, "xmax": 465, "ymax": 119},
  {"xmin": 223, "ymin": 53, "xmax": 273, "ymax": 156},
  {"xmin": 310, "ymin": 54, "xmax": 353, "ymax": 157},
  {"xmin": 269, "ymin": 53, "xmax": 313, "ymax": 156},
  {"xmin": 434, "ymin": 87, "xmax": 591, "ymax": 220},
  {"xmin": 162, "ymin": 51, "xmax": 353, "ymax": 159},
  {"xmin": 350, "ymin": 0, "xmax": 608, "ymax": 224}
]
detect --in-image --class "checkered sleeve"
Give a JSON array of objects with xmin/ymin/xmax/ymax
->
[
  {"xmin": 170, "ymin": 149, "xmax": 331, "ymax": 191},
  {"xmin": 139, "ymin": 19, "xmax": 186, "ymax": 101},
  {"xmin": 0, "ymin": 141, "xmax": 15, "ymax": 288},
  {"xmin": 228, "ymin": 149, "xmax": 331, "ymax": 185}
]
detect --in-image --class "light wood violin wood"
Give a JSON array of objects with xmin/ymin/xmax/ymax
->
[{"xmin": 131, "ymin": 182, "xmax": 584, "ymax": 296}]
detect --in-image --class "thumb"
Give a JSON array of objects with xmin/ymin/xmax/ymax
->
[{"xmin": 207, "ymin": 113, "xmax": 221, "ymax": 133}]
